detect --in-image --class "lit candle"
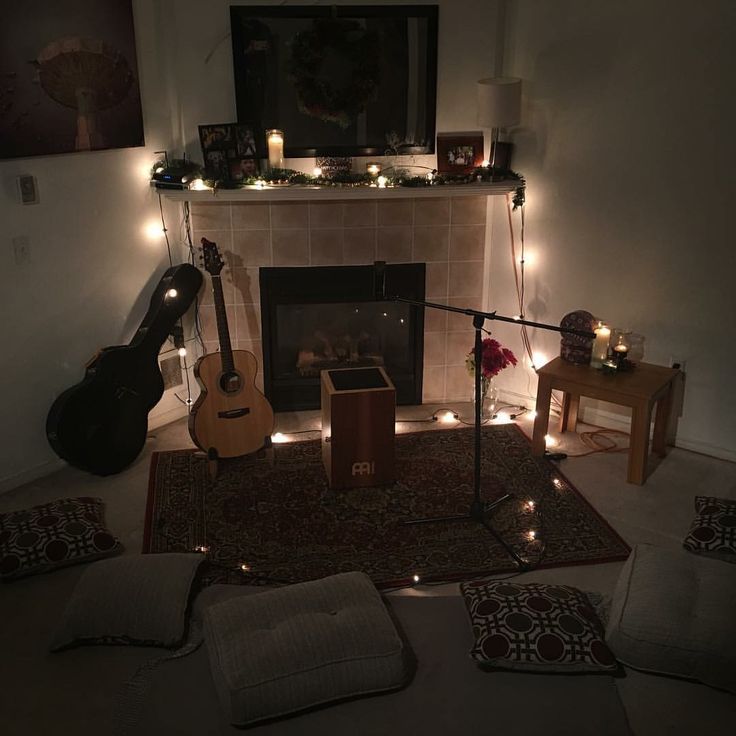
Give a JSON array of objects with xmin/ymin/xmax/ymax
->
[
  {"xmin": 590, "ymin": 322, "xmax": 611, "ymax": 368},
  {"xmin": 613, "ymin": 340, "xmax": 629, "ymax": 368},
  {"xmin": 366, "ymin": 162, "xmax": 381, "ymax": 176},
  {"xmin": 266, "ymin": 129, "xmax": 284, "ymax": 170},
  {"xmin": 377, "ymin": 175, "xmax": 387, "ymax": 188},
  {"xmin": 313, "ymin": 166, "xmax": 323, "ymax": 177}
]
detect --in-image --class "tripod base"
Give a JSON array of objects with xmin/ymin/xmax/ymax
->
[{"xmin": 403, "ymin": 493, "xmax": 530, "ymax": 571}]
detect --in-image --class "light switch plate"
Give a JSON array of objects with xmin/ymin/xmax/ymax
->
[{"xmin": 17, "ymin": 175, "xmax": 39, "ymax": 205}]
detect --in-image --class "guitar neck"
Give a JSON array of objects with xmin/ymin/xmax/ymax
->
[{"xmin": 211, "ymin": 275, "xmax": 234, "ymax": 372}]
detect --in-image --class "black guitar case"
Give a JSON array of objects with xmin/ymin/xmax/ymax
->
[{"xmin": 46, "ymin": 263, "xmax": 203, "ymax": 475}]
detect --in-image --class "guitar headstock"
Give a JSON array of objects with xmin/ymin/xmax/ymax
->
[{"xmin": 201, "ymin": 238, "xmax": 224, "ymax": 276}]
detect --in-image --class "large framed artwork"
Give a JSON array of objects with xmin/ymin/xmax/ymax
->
[
  {"xmin": 230, "ymin": 5, "xmax": 439, "ymax": 158},
  {"xmin": 0, "ymin": 0, "xmax": 144, "ymax": 160}
]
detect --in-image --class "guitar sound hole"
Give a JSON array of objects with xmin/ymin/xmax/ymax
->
[{"xmin": 220, "ymin": 371, "xmax": 242, "ymax": 394}]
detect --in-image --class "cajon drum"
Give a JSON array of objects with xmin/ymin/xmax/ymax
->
[{"xmin": 321, "ymin": 367, "xmax": 396, "ymax": 489}]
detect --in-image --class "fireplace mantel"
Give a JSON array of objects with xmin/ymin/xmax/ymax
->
[{"xmin": 162, "ymin": 180, "xmax": 517, "ymax": 202}]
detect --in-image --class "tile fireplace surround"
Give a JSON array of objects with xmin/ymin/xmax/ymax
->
[{"xmin": 190, "ymin": 195, "xmax": 491, "ymax": 403}]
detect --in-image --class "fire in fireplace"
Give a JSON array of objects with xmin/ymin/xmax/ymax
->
[{"xmin": 260, "ymin": 264, "xmax": 425, "ymax": 411}]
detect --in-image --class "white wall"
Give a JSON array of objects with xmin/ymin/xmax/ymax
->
[
  {"xmin": 0, "ymin": 0, "xmax": 502, "ymax": 491},
  {"xmin": 488, "ymin": 0, "xmax": 736, "ymax": 460}
]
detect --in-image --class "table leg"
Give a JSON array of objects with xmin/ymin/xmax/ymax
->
[
  {"xmin": 559, "ymin": 392, "xmax": 580, "ymax": 433},
  {"xmin": 628, "ymin": 402, "xmax": 652, "ymax": 484},
  {"xmin": 652, "ymin": 383, "xmax": 673, "ymax": 457},
  {"xmin": 531, "ymin": 375, "xmax": 553, "ymax": 457}
]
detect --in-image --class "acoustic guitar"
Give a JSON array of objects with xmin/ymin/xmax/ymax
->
[
  {"xmin": 46, "ymin": 263, "xmax": 203, "ymax": 475},
  {"xmin": 189, "ymin": 238, "xmax": 274, "ymax": 458}
]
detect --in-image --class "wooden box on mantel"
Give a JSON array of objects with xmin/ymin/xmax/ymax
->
[{"xmin": 321, "ymin": 367, "xmax": 396, "ymax": 489}]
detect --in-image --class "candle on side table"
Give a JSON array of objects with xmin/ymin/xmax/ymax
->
[
  {"xmin": 590, "ymin": 322, "xmax": 611, "ymax": 368},
  {"xmin": 266, "ymin": 129, "xmax": 284, "ymax": 170},
  {"xmin": 613, "ymin": 337, "xmax": 629, "ymax": 369}
]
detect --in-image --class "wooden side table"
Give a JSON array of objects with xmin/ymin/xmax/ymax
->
[{"xmin": 531, "ymin": 357, "xmax": 680, "ymax": 484}]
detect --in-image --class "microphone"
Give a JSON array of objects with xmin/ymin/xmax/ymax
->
[{"xmin": 373, "ymin": 260, "xmax": 387, "ymax": 301}]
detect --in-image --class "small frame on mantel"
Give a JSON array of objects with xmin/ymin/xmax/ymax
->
[
  {"xmin": 436, "ymin": 132, "xmax": 485, "ymax": 175},
  {"xmin": 198, "ymin": 123, "xmax": 260, "ymax": 182}
]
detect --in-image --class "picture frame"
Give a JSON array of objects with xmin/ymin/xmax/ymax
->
[
  {"xmin": 229, "ymin": 5, "xmax": 438, "ymax": 158},
  {"xmin": 0, "ymin": 0, "xmax": 144, "ymax": 160},
  {"xmin": 198, "ymin": 123, "xmax": 259, "ymax": 182},
  {"xmin": 436, "ymin": 132, "xmax": 485, "ymax": 175}
]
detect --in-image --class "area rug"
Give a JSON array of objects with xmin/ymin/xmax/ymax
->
[{"xmin": 143, "ymin": 424, "xmax": 630, "ymax": 588}]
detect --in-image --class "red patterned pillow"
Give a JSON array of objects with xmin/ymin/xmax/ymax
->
[
  {"xmin": 683, "ymin": 496, "xmax": 736, "ymax": 562},
  {"xmin": 460, "ymin": 580, "xmax": 617, "ymax": 673},
  {"xmin": 0, "ymin": 497, "xmax": 122, "ymax": 581}
]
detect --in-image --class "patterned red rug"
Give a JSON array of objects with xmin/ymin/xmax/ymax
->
[{"xmin": 143, "ymin": 424, "xmax": 630, "ymax": 588}]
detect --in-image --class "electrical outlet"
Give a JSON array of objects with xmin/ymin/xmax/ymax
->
[
  {"xmin": 669, "ymin": 356, "xmax": 686, "ymax": 373},
  {"xmin": 12, "ymin": 236, "xmax": 30, "ymax": 265}
]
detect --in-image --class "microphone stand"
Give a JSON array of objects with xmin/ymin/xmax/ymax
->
[{"xmin": 384, "ymin": 288, "xmax": 595, "ymax": 571}]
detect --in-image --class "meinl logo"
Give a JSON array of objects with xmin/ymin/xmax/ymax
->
[{"xmin": 351, "ymin": 461, "xmax": 375, "ymax": 476}]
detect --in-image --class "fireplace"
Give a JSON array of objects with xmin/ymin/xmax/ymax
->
[{"xmin": 260, "ymin": 264, "xmax": 425, "ymax": 411}]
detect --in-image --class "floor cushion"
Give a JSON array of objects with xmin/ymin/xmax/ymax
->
[
  {"xmin": 202, "ymin": 571, "xmax": 408, "ymax": 726},
  {"xmin": 606, "ymin": 544, "xmax": 736, "ymax": 694},
  {"xmin": 461, "ymin": 579, "xmax": 617, "ymax": 673},
  {"xmin": 50, "ymin": 553, "xmax": 204, "ymax": 651},
  {"xmin": 127, "ymin": 589, "xmax": 633, "ymax": 736},
  {"xmin": 683, "ymin": 496, "xmax": 736, "ymax": 562},
  {"xmin": 0, "ymin": 497, "xmax": 122, "ymax": 581}
]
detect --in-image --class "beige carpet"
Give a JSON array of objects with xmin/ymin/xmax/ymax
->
[{"xmin": 2, "ymin": 407, "xmax": 736, "ymax": 735}]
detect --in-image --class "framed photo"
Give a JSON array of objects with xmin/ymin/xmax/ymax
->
[
  {"xmin": 198, "ymin": 123, "xmax": 259, "ymax": 182},
  {"xmin": 436, "ymin": 132, "xmax": 485, "ymax": 175}
]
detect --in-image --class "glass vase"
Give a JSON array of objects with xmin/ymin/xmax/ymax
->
[{"xmin": 481, "ymin": 376, "xmax": 499, "ymax": 419}]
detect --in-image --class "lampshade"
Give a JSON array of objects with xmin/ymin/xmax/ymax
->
[{"xmin": 477, "ymin": 77, "xmax": 522, "ymax": 128}]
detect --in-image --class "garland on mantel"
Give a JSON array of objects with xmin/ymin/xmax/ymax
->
[{"xmin": 203, "ymin": 166, "xmax": 526, "ymax": 209}]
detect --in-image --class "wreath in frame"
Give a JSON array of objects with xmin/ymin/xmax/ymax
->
[{"xmin": 287, "ymin": 18, "xmax": 380, "ymax": 129}]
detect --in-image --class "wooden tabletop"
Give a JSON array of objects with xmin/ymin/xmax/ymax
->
[{"xmin": 537, "ymin": 357, "xmax": 679, "ymax": 402}]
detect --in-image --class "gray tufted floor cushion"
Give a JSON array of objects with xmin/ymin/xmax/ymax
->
[{"xmin": 203, "ymin": 571, "xmax": 409, "ymax": 726}]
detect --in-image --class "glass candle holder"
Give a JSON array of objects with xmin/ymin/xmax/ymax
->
[
  {"xmin": 266, "ymin": 129, "xmax": 284, "ymax": 170},
  {"xmin": 611, "ymin": 332, "xmax": 630, "ymax": 368},
  {"xmin": 627, "ymin": 333, "xmax": 645, "ymax": 363}
]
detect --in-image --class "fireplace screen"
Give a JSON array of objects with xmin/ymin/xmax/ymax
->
[
  {"xmin": 275, "ymin": 301, "xmax": 413, "ymax": 379},
  {"xmin": 260, "ymin": 264, "xmax": 425, "ymax": 411}
]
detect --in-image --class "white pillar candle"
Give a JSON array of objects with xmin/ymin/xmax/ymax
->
[
  {"xmin": 266, "ymin": 129, "xmax": 284, "ymax": 170},
  {"xmin": 590, "ymin": 323, "xmax": 611, "ymax": 368}
]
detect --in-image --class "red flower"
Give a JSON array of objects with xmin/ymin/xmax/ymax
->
[{"xmin": 466, "ymin": 337, "xmax": 518, "ymax": 379}]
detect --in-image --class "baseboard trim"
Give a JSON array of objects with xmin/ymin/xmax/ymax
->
[
  {"xmin": 0, "ymin": 457, "xmax": 67, "ymax": 495},
  {"xmin": 498, "ymin": 388, "xmax": 736, "ymax": 464},
  {"xmin": 1, "ymin": 406, "xmax": 189, "ymax": 495},
  {"xmin": 148, "ymin": 404, "xmax": 189, "ymax": 431}
]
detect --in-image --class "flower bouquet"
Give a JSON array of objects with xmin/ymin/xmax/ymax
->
[{"xmin": 465, "ymin": 337, "xmax": 518, "ymax": 416}]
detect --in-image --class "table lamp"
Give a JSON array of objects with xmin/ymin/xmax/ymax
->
[{"xmin": 477, "ymin": 77, "xmax": 522, "ymax": 172}]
